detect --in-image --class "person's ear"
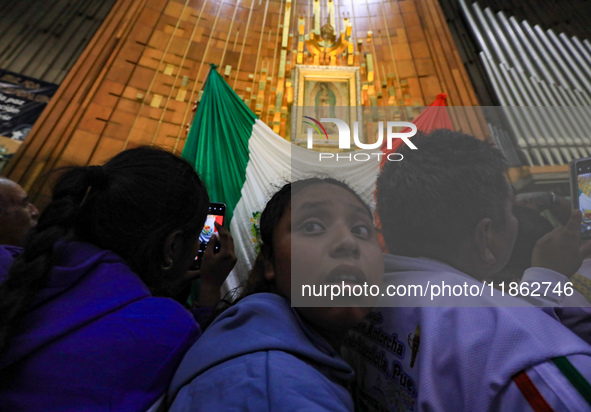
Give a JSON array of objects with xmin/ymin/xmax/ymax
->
[
  {"xmin": 162, "ymin": 229, "xmax": 184, "ymax": 269},
  {"xmin": 261, "ymin": 247, "xmax": 275, "ymax": 281},
  {"xmin": 474, "ymin": 218, "xmax": 496, "ymax": 265},
  {"xmin": 263, "ymin": 259, "xmax": 275, "ymax": 281}
]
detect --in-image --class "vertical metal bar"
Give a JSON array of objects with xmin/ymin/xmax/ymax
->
[
  {"xmin": 489, "ymin": 124, "xmax": 522, "ymax": 166},
  {"xmin": 534, "ymin": 26, "xmax": 584, "ymax": 92},
  {"xmin": 472, "ymin": 2, "xmax": 508, "ymax": 64},
  {"xmin": 562, "ymin": 87, "xmax": 585, "ymax": 106},
  {"xmin": 509, "ymin": 16, "xmax": 553, "ymax": 84},
  {"xmin": 558, "ymin": 33, "xmax": 591, "ymax": 92},
  {"xmin": 458, "ymin": 0, "xmax": 495, "ymax": 61},
  {"xmin": 501, "ymin": 128, "xmax": 530, "ymax": 166},
  {"xmin": 497, "ymin": 11, "xmax": 539, "ymax": 79},
  {"xmin": 480, "ymin": 52, "xmax": 534, "ymax": 166},
  {"xmin": 516, "ymin": 71, "xmax": 561, "ymax": 148},
  {"xmin": 555, "ymin": 86, "xmax": 588, "ymax": 148},
  {"xmin": 527, "ymin": 75, "xmax": 581, "ymax": 160},
  {"xmin": 483, "ymin": 8, "xmax": 523, "ymax": 72},
  {"xmin": 571, "ymin": 36, "xmax": 591, "ymax": 67},
  {"xmin": 538, "ymin": 80, "xmax": 585, "ymax": 159},
  {"xmin": 574, "ymin": 90, "xmax": 591, "ymax": 106},
  {"xmin": 479, "ymin": 53, "xmax": 510, "ymax": 106},
  {"xmin": 508, "ymin": 67, "xmax": 560, "ymax": 164},
  {"xmin": 522, "ymin": 21, "xmax": 570, "ymax": 88},
  {"xmin": 566, "ymin": 103, "xmax": 591, "ymax": 146},
  {"xmin": 498, "ymin": 64, "xmax": 546, "ymax": 165},
  {"xmin": 567, "ymin": 106, "xmax": 591, "ymax": 157}
]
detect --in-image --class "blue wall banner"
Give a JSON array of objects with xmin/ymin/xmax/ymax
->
[{"xmin": 0, "ymin": 69, "xmax": 58, "ymax": 144}]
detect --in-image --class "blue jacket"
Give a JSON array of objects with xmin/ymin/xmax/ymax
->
[
  {"xmin": 167, "ymin": 293, "xmax": 355, "ymax": 411},
  {"xmin": 0, "ymin": 241, "xmax": 200, "ymax": 411}
]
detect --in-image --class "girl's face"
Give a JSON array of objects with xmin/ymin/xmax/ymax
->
[{"xmin": 265, "ymin": 183, "xmax": 384, "ymax": 332}]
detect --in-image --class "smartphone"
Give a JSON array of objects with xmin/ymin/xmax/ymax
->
[
  {"xmin": 570, "ymin": 157, "xmax": 591, "ymax": 239},
  {"xmin": 191, "ymin": 203, "xmax": 226, "ymax": 270}
]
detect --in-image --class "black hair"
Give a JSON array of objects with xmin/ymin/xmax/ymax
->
[
  {"xmin": 376, "ymin": 129, "xmax": 510, "ymax": 258},
  {"xmin": 207, "ymin": 177, "xmax": 371, "ymax": 326},
  {"xmin": 0, "ymin": 146, "xmax": 209, "ymax": 356}
]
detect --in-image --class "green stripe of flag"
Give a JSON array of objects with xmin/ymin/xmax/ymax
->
[
  {"xmin": 182, "ymin": 65, "xmax": 257, "ymax": 224},
  {"xmin": 552, "ymin": 356, "xmax": 591, "ymax": 407}
]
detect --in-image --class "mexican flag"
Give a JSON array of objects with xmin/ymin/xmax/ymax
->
[
  {"xmin": 182, "ymin": 65, "xmax": 257, "ymax": 227},
  {"xmin": 181, "ymin": 65, "xmax": 382, "ymax": 287}
]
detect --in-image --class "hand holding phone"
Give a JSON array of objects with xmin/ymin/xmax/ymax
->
[
  {"xmin": 531, "ymin": 209, "xmax": 591, "ymax": 278},
  {"xmin": 570, "ymin": 157, "xmax": 591, "ymax": 239},
  {"xmin": 197, "ymin": 222, "xmax": 237, "ymax": 306},
  {"xmin": 191, "ymin": 203, "xmax": 226, "ymax": 270}
]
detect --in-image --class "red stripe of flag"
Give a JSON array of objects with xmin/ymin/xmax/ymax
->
[{"xmin": 513, "ymin": 370, "xmax": 554, "ymax": 412}]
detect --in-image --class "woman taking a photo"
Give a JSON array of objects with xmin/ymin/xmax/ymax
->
[{"xmin": 0, "ymin": 147, "xmax": 210, "ymax": 411}]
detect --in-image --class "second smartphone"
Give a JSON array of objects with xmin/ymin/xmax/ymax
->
[
  {"xmin": 191, "ymin": 202, "xmax": 226, "ymax": 270},
  {"xmin": 570, "ymin": 157, "xmax": 591, "ymax": 239}
]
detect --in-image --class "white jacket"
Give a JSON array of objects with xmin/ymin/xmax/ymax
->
[{"xmin": 343, "ymin": 254, "xmax": 591, "ymax": 411}]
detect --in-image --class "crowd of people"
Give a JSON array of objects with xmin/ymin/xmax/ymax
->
[{"xmin": 0, "ymin": 130, "xmax": 590, "ymax": 411}]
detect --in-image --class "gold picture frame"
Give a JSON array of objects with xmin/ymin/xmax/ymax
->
[{"xmin": 292, "ymin": 65, "xmax": 361, "ymax": 148}]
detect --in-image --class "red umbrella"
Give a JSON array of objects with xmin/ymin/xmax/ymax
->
[{"xmin": 380, "ymin": 93, "xmax": 452, "ymax": 168}]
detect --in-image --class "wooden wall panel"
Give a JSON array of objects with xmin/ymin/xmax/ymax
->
[{"xmin": 3, "ymin": 0, "xmax": 488, "ymax": 206}]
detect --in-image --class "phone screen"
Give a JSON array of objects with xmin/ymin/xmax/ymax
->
[
  {"xmin": 191, "ymin": 203, "xmax": 226, "ymax": 270},
  {"xmin": 199, "ymin": 213, "xmax": 224, "ymax": 246},
  {"xmin": 573, "ymin": 159, "xmax": 591, "ymax": 238}
]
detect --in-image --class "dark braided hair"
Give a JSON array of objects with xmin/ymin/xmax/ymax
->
[{"xmin": 0, "ymin": 146, "xmax": 209, "ymax": 356}]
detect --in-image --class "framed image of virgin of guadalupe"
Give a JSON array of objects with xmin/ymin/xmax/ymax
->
[{"xmin": 292, "ymin": 65, "xmax": 361, "ymax": 148}]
